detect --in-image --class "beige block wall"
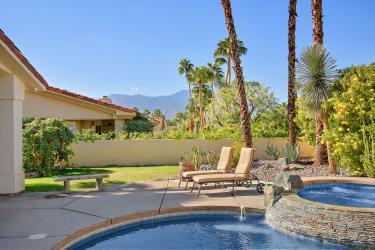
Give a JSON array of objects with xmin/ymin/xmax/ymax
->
[{"xmin": 71, "ymin": 138, "xmax": 313, "ymax": 167}]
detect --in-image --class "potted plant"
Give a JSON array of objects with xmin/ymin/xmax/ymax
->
[{"xmin": 179, "ymin": 156, "xmax": 194, "ymax": 177}]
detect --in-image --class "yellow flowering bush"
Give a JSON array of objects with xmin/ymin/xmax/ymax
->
[{"xmin": 327, "ymin": 64, "xmax": 375, "ymax": 177}]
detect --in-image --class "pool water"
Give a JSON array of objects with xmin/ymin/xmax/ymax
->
[
  {"xmin": 70, "ymin": 213, "xmax": 347, "ymax": 250},
  {"xmin": 298, "ymin": 183, "xmax": 375, "ymax": 208}
]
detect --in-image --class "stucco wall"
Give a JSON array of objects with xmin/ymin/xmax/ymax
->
[
  {"xmin": 23, "ymin": 91, "xmax": 114, "ymax": 120},
  {"xmin": 71, "ymin": 138, "xmax": 313, "ymax": 167}
]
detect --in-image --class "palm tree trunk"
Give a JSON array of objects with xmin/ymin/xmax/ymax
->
[
  {"xmin": 228, "ymin": 55, "xmax": 231, "ymax": 85},
  {"xmin": 188, "ymin": 82, "xmax": 192, "ymax": 98},
  {"xmin": 312, "ymin": 0, "xmax": 324, "ymax": 44},
  {"xmin": 312, "ymin": 0, "xmax": 327, "ymax": 165},
  {"xmin": 198, "ymin": 81, "xmax": 204, "ymax": 131},
  {"xmin": 314, "ymin": 110, "xmax": 324, "ymax": 166},
  {"xmin": 288, "ymin": 0, "xmax": 298, "ymax": 145},
  {"xmin": 225, "ymin": 54, "xmax": 231, "ymax": 85},
  {"xmin": 221, "ymin": 0, "xmax": 252, "ymax": 147},
  {"xmin": 321, "ymin": 110, "xmax": 336, "ymax": 173}
]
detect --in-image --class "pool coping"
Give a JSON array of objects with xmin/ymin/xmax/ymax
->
[{"xmin": 52, "ymin": 206, "xmax": 265, "ymax": 250}]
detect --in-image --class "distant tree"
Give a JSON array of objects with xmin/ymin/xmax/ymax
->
[
  {"xmin": 178, "ymin": 58, "xmax": 195, "ymax": 98},
  {"xmin": 192, "ymin": 66, "xmax": 213, "ymax": 131},
  {"xmin": 152, "ymin": 109, "xmax": 164, "ymax": 119},
  {"xmin": 143, "ymin": 109, "xmax": 151, "ymax": 117},
  {"xmin": 126, "ymin": 119, "xmax": 153, "ymax": 133},
  {"xmin": 214, "ymin": 38, "xmax": 247, "ymax": 86},
  {"xmin": 207, "ymin": 62, "xmax": 225, "ymax": 93}
]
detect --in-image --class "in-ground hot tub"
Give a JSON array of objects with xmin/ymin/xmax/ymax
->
[
  {"xmin": 266, "ymin": 177, "xmax": 375, "ymax": 247},
  {"xmin": 298, "ymin": 183, "xmax": 375, "ymax": 208}
]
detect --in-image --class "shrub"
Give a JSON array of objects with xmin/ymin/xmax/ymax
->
[
  {"xmin": 283, "ymin": 144, "xmax": 300, "ymax": 164},
  {"xmin": 23, "ymin": 118, "xmax": 75, "ymax": 176},
  {"xmin": 207, "ymin": 151, "xmax": 219, "ymax": 168},
  {"xmin": 327, "ymin": 64, "xmax": 375, "ymax": 177},
  {"xmin": 230, "ymin": 140, "xmax": 244, "ymax": 168},
  {"xmin": 191, "ymin": 146, "xmax": 205, "ymax": 170},
  {"xmin": 265, "ymin": 144, "xmax": 280, "ymax": 160},
  {"xmin": 125, "ymin": 119, "xmax": 153, "ymax": 133},
  {"xmin": 76, "ymin": 129, "xmax": 102, "ymax": 142}
]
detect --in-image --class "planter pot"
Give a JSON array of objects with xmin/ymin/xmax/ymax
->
[{"xmin": 179, "ymin": 162, "xmax": 194, "ymax": 177}]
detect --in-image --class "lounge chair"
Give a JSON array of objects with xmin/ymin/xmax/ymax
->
[
  {"xmin": 191, "ymin": 147, "xmax": 256, "ymax": 197},
  {"xmin": 178, "ymin": 147, "xmax": 233, "ymax": 190}
]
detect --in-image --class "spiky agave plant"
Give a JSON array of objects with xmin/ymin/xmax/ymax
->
[{"xmin": 297, "ymin": 44, "xmax": 337, "ymax": 173}]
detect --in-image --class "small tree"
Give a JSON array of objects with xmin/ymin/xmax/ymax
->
[
  {"xmin": 297, "ymin": 44, "xmax": 337, "ymax": 173},
  {"xmin": 23, "ymin": 118, "xmax": 75, "ymax": 176}
]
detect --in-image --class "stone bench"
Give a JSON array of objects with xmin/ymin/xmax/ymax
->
[{"xmin": 53, "ymin": 174, "xmax": 109, "ymax": 193}]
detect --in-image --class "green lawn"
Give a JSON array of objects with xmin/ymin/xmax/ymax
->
[{"xmin": 25, "ymin": 166, "xmax": 178, "ymax": 192}]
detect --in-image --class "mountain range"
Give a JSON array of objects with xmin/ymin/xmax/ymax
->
[{"xmin": 110, "ymin": 90, "xmax": 189, "ymax": 119}]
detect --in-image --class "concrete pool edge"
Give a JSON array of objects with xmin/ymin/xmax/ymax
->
[
  {"xmin": 266, "ymin": 177, "xmax": 375, "ymax": 246},
  {"xmin": 52, "ymin": 206, "xmax": 265, "ymax": 250}
]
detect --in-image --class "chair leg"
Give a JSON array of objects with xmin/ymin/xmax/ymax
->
[
  {"xmin": 184, "ymin": 180, "xmax": 189, "ymax": 190},
  {"xmin": 178, "ymin": 178, "xmax": 182, "ymax": 188},
  {"xmin": 190, "ymin": 182, "xmax": 195, "ymax": 193},
  {"xmin": 232, "ymin": 180, "xmax": 235, "ymax": 192},
  {"xmin": 197, "ymin": 184, "xmax": 202, "ymax": 198}
]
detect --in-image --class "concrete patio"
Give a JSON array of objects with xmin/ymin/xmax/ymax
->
[{"xmin": 0, "ymin": 180, "xmax": 264, "ymax": 250}]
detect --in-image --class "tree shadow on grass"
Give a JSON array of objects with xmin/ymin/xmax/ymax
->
[{"xmin": 73, "ymin": 179, "xmax": 128, "ymax": 189}]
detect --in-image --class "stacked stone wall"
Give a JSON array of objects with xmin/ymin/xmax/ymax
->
[{"xmin": 266, "ymin": 194, "xmax": 375, "ymax": 246}]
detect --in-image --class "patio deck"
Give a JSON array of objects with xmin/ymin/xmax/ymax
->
[{"xmin": 0, "ymin": 180, "xmax": 264, "ymax": 250}]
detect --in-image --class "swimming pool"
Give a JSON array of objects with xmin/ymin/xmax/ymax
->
[
  {"xmin": 298, "ymin": 183, "xmax": 375, "ymax": 208},
  {"xmin": 69, "ymin": 213, "xmax": 346, "ymax": 249}
]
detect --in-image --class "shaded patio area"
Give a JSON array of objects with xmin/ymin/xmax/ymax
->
[{"xmin": 0, "ymin": 181, "xmax": 264, "ymax": 250}]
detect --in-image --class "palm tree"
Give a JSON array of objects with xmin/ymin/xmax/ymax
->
[
  {"xmin": 287, "ymin": 0, "xmax": 298, "ymax": 145},
  {"xmin": 297, "ymin": 44, "xmax": 337, "ymax": 173},
  {"xmin": 192, "ymin": 66, "xmax": 212, "ymax": 131},
  {"xmin": 178, "ymin": 58, "xmax": 194, "ymax": 98},
  {"xmin": 221, "ymin": 0, "xmax": 252, "ymax": 147},
  {"xmin": 207, "ymin": 62, "xmax": 224, "ymax": 93},
  {"xmin": 214, "ymin": 38, "xmax": 247, "ymax": 86},
  {"xmin": 311, "ymin": 0, "xmax": 326, "ymax": 165}
]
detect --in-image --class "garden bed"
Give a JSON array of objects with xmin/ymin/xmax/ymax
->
[{"xmin": 250, "ymin": 159, "xmax": 348, "ymax": 182}]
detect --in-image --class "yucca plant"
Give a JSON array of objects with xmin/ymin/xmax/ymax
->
[
  {"xmin": 265, "ymin": 144, "xmax": 280, "ymax": 160},
  {"xmin": 297, "ymin": 44, "xmax": 337, "ymax": 173},
  {"xmin": 283, "ymin": 144, "xmax": 300, "ymax": 164}
]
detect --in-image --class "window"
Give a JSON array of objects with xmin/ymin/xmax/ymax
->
[{"xmin": 95, "ymin": 125, "xmax": 102, "ymax": 135}]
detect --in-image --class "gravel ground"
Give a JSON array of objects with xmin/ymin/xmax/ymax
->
[
  {"xmin": 155, "ymin": 160, "xmax": 349, "ymax": 182},
  {"xmin": 250, "ymin": 159, "xmax": 348, "ymax": 182}
]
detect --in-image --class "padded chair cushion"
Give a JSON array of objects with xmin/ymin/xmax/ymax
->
[
  {"xmin": 216, "ymin": 147, "xmax": 233, "ymax": 171},
  {"xmin": 182, "ymin": 170, "xmax": 221, "ymax": 178},
  {"xmin": 192, "ymin": 173, "xmax": 247, "ymax": 184}
]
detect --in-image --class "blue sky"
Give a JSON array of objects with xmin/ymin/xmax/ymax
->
[{"xmin": 1, "ymin": 0, "xmax": 374, "ymax": 101}]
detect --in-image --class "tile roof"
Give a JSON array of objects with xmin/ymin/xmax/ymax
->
[{"xmin": 0, "ymin": 28, "xmax": 136, "ymax": 114}]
